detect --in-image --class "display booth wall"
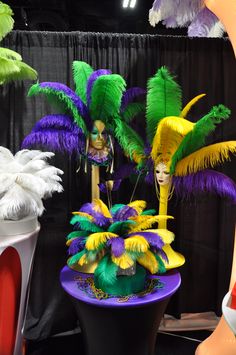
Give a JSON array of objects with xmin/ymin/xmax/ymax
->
[{"xmin": 0, "ymin": 30, "xmax": 235, "ymax": 341}]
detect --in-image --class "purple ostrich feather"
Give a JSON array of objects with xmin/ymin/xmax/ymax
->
[
  {"xmin": 128, "ymin": 231, "xmax": 164, "ymax": 250},
  {"xmin": 68, "ymin": 237, "xmax": 86, "ymax": 255},
  {"xmin": 173, "ymin": 170, "xmax": 236, "ymax": 203},
  {"xmin": 98, "ymin": 179, "xmax": 122, "ymax": 194},
  {"xmin": 113, "ymin": 205, "xmax": 138, "ymax": 222},
  {"xmin": 152, "ymin": 0, "xmax": 162, "ymax": 11},
  {"xmin": 86, "ymin": 69, "xmax": 111, "ymax": 108},
  {"xmin": 79, "ymin": 203, "xmax": 111, "ymax": 227},
  {"xmin": 21, "ymin": 114, "xmax": 85, "ymax": 155},
  {"xmin": 188, "ymin": 7, "xmax": 219, "ymax": 37},
  {"xmin": 39, "ymin": 82, "xmax": 93, "ymax": 130},
  {"xmin": 120, "ymin": 87, "xmax": 146, "ymax": 113},
  {"xmin": 107, "ymin": 237, "xmax": 125, "ymax": 257}
]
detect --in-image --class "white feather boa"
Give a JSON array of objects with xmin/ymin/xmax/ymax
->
[{"xmin": 0, "ymin": 147, "xmax": 63, "ymax": 220}]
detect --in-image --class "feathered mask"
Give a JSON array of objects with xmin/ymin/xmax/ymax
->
[
  {"xmin": 0, "ymin": 1, "xmax": 37, "ymax": 84},
  {"xmin": 22, "ymin": 61, "xmax": 145, "ymax": 169},
  {"xmin": 116, "ymin": 66, "xmax": 236, "ymax": 204}
]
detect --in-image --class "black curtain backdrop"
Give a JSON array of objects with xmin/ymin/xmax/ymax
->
[{"xmin": 0, "ymin": 30, "xmax": 235, "ymax": 341}]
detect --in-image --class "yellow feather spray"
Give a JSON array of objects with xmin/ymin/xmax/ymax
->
[
  {"xmin": 85, "ymin": 232, "xmax": 118, "ymax": 250},
  {"xmin": 175, "ymin": 141, "xmax": 236, "ymax": 176},
  {"xmin": 112, "ymin": 253, "xmax": 134, "ymax": 269},
  {"xmin": 180, "ymin": 94, "xmax": 206, "ymax": 118},
  {"xmin": 78, "ymin": 253, "xmax": 87, "ymax": 266},
  {"xmin": 127, "ymin": 200, "xmax": 147, "ymax": 214},
  {"xmin": 92, "ymin": 198, "xmax": 112, "ymax": 218},
  {"xmin": 125, "ymin": 236, "xmax": 149, "ymax": 252},
  {"xmin": 130, "ymin": 215, "xmax": 174, "ymax": 232},
  {"xmin": 137, "ymin": 250, "xmax": 158, "ymax": 274},
  {"xmin": 151, "ymin": 116, "xmax": 194, "ymax": 165}
]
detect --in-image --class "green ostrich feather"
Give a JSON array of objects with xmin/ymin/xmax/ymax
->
[
  {"xmin": 122, "ymin": 102, "xmax": 145, "ymax": 123},
  {"xmin": 146, "ymin": 66, "xmax": 182, "ymax": 144},
  {"xmin": 141, "ymin": 209, "xmax": 156, "ymax": 216},
  {"xmin": 28, "ymin": 83, "xmax": 87, "ymax": 135},
  {"xmin": 68, "ymin": 250, "xmax": 86, "ymax": 266},
  {"xmin": 90, "ymin": 74, "xmax": 126, "ymax": 126},
  {"xmin": 0, "ymin": 2, "xmax": 14, "ymax": 41},
  {"xmin": 0, "ymin": 48, "xmax": 22, "ymax": 60},
  {"xmin": 94, "ymin": 255, "xmax": 118, "ymax": 286},
  {"xmin": 0, "ymin": 58, "xmax": 37, "ymax": 84},
  {"xmin": 114, "ymin": 119, "xmax": 145, "ymax": 161},
  {"xmin": 110, "ymin": 204, "xmax": 126, "ymax": 216},
  {"xmin": 170, "ymin": 104, "xmax": 231, "ymax": 174},
  {"xmin": 72, "ymin": 61, "xmax": 93, "ymax": 103},
  {"xmin": 155, "ymin": 254, "xmax": 166, "ymax": 274},
  {"xmin": 66, "ymin": 230, "xmax": 90, "ymax": 241},
  {"xmin": 70, "ymin": 215, "xmax": 104, "ymax": 233},
  {"xmin": 108, "ymin": 220, "xmax": 136, "ymax": 235}
]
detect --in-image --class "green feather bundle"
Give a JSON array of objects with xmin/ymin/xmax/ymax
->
[
  {"xmin": 122, "ymin": 102, "xmax": 145, "ymax": 123},
  {"xmin": 170, "ymin": 104, "xmax": 231, "ymax": 174},
  {"xmin": 89, "ymin": 74, "xmax": 126, "ymax": 127},
  {"xmin": 0, "ymin": 2, "xmax": 14, "ymax": 41},
  {"xmin": 108, "ymin": 220, "xmax": 136, "ymax": 234},
  {"xmin": 114, "ymin": 119, "xmax": 145, "ymax": 161},
  {"xmin": 72, "ymin": 61, "xmax": 93, "ymax": 103},
  {"xmin": 146, "ymin": 66, "xmax": 182, "ymax": 144},
  {"xmin": 94, "ymin": 254, "xmax": 118, "ymax": 286}
]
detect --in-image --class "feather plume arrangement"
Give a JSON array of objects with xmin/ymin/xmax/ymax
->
[
  {"xmin": 0, "ymin": 146, "xmax": 63, "ymax": 220},
  {"xmin": 0, "ymin": 2, "xmax": 37, "ymax": 84},
  {"xmin": 148, "ymin": 0, "xmax": 224, "ymax": 38},
  {"xmin": 67, "ymin": 199, "xmax": 169, "ymax": 285},
  {"xmin": 22, "ymin": 60, "xmax": 145, "ymax": 168}
]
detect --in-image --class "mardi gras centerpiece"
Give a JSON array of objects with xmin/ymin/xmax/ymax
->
[
  {"xmin": 112, "ymin": 66, "xmax": 236, "ymax": 271},
  {"xmin": 0, "ymin": 1, "xmax": 37, "ymax": 84},
  {"xmin": 21, "ymin": 61, "xmax": 145, "ymax": 173},
  {"xmin": 66, "ymin": 198, "xmax": 175, "ymax": 296}
]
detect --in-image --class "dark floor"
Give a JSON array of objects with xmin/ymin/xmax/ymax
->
[{"xmin": 26, "ymin": 330, "xmax": 211, "ymax": 355}]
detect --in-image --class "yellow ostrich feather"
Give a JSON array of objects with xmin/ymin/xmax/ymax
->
[
  {"xmin": 92, "ymin": 198, "xmax": 112, "ymax": 218},
  {"xmin": 85, "ymin": 232, "xmax": 118, "ymax": 250},
  {"xmin": 78, "ymin": 253, "xmax": 87, "ymax": 266},
  {"xmin": 130, "ymin": 215, "xmax": 174, "ymax": 232},
  {"xmin": 151, "ymin": 116, "xmax": 194, "ymax": 165},
  {"xmin": 146, "ymin": 229, "xmax": 175, "ymax": 244},
  {"xmin": 175, "ymin": 141, "xmax": 236, "ymax": 176},
  {"xmin": 112, "ymin": 253, "xmax": 134, "ymax": 269},
  {"xmin": 127, "ymin": 200, "xmax": 147, "ymax": 214},
  {"xmin": 71, "ymin": 211, "xmax": 94, "ymax": 221},
  {"xmin": 132, "ymin": 152, "xmax": 145, "ymax": 164},
  {"xmin": 137, "ymin": 250, "xmax": 158, "ymax": 274},
  {"xmin": 125, "ymin": 236, "xmax": 150, "ymax": 253},
  {"xmin": 129, "ymin": 215, "xmax": 154, "ymax": 225},
  {"xmin": 180, "ymin": 94, "xmax": 206, "ymax": 118}
]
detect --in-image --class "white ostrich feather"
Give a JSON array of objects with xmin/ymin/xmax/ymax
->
[{"xmin": 0, "ymin": 147, "xmax": 64, "ymax": 220}]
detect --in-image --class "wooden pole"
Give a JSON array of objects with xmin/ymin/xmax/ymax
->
[{"xmin": 91, "ymin": 165, "xmax": 100, "ymax": 200}]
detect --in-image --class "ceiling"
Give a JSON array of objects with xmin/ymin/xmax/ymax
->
[{"xmin": 8, "ymin": 0, "xmax": 187, "ymax": 35}]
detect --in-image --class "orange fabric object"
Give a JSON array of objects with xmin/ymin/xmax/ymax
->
[
  {"xmin": 205, "ymin": 0, "xmax": 236, "ymax": 57},
  {"xmin": 231, "ymin": 282, "xmax": 236, "ymax": 309},
  {"xmin": 0, "ymin": 247, "xmax": 22, "ymax": 355}
]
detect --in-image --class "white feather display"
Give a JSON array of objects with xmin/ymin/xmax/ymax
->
[{"xmin": 0, "ymin": 147, "xmax": 64, "ymax": 220}]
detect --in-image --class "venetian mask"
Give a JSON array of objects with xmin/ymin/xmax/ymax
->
[
  {"xmin": 89, "ymin": 120, "xmax": 108, "ymax": 151},
  {"xmin": 155, "ymin": 162, "xmax": 171, "ymax": 186}
]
